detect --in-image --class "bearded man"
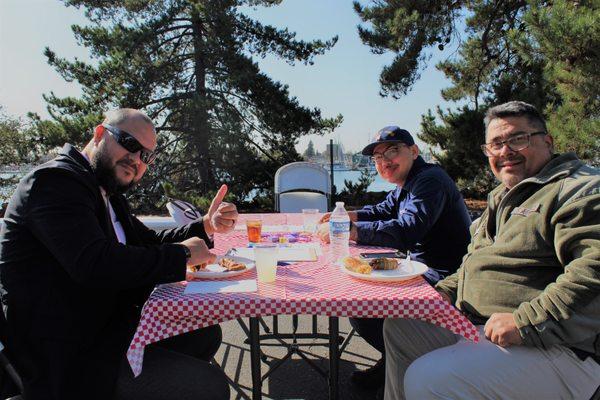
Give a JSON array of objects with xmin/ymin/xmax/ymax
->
[{"xmin": 0, "ymin": 109, "xmax": 235, "ymax": 400}]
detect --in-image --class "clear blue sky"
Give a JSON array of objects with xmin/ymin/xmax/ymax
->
[{"xmin": 0, "ymin": 0, "xmax": 460, "ymax": 154}]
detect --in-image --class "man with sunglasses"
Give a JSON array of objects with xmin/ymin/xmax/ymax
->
[
  {"xmin": 384, "ymin": 101, "xmax": 600, "ymax": 400},
  {"xmin": 317, "ymin": 126, "xmax": 471, "ymax": 393},
  {"xmin": 0, "ymin": 109, "xmax": 237, "ymax": 400}
]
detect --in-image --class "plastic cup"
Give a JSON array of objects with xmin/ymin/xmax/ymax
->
[
  {"xmin": 246, "ymin": 219, "xmax": 262, "ymax": 243},
  {"xmin": 254, "ymin": 244, "xmax": 279, "ymax": 283},
  {"xmin": 301, "ymin": 209, "xmax": 320, "ymax": 234}
]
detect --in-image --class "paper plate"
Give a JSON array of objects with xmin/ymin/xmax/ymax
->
[
  {"xmin": 340, "ymin": 259, "xmax": 428, "ymax": 282},
  {"xmin": 190, "ymin": 256, "xmax": 255, "ymax": 280}
]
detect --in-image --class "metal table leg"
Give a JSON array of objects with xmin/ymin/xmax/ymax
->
[
  {"xmin": 328, "ymin": 316, "xmax": 339, "ymax": 400},
  {"xmin": 249, "ymin": 317, "xmax": 262, "ymax": 400}
]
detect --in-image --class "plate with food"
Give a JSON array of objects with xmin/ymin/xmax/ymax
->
[
  {"xmin": 340, "ymin": 256, "xmax": 428, "ymax": 282},
  {"xmin": 187, "ymin": 256, "xmax": 255, "ymax": 279}
]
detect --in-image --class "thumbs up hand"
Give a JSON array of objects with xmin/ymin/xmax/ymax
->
[{"xmin": 203, "ymin": 184, "xmax": 238, "ymax": 235}]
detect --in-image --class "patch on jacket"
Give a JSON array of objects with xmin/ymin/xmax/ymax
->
[{"xmin": 510, "ymin": 204, "xmax": 541, "ymax": 217}]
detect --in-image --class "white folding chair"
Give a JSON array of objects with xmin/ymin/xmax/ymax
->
[
  {"xmin": 274, "ymin": 162, "xmax": 330, "ymax": 213},
  {"xmin": 263, "ymin": 162, "xmax": 340, "ymax": 377},
  {"xmin": 166, "ymin": 199, "xmax": 203, "ymax": 225}
]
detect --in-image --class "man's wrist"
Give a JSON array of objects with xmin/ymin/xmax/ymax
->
[
  {"xmin": 180, "ymin": 244, "xmax": 191, "ymax": 261},
  {"xmin": 349, "ymin": 221, "xmax": 358, "ymax": 241}
]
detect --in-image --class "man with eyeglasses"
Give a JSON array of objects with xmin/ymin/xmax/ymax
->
[
  {"xmin": 317, "ymin": 126, "xmax": 471, "ymax": 393},
  {"xmin": 0, "ymin": 109, "xmax": 236, "ymax": 400},
  {"xmin": 383, "ymin": 101, "xmax": 600, "ymax": 400}
]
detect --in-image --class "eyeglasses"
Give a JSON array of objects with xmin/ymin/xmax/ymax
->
[
  {"xmin": 481, "ymin": 131, "xmax": 546, "ymax": 157},
  {"xmin": 102, "ymin": 124, "xmax": 157, "ymax": 165},
  {"xmin": 370, "ymin": 144, "xmax": 406, "ymax": 164}
]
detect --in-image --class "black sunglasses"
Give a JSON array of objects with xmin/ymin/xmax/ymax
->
[{"xmin": 102, "ymin": 124, "xmax": 157, "ymax": 165}]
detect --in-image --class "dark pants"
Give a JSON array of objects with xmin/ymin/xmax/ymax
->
[
  {"xmin": 114, "ymin": 324, "xmax": 229, "ymax": 400},
  {"xmin": 350, "ymin": 317, "xmax": 386, "ymax": 355},
  {"xmin": 349, "ymin": 268, "xmax": 441, "ymax": 358}
]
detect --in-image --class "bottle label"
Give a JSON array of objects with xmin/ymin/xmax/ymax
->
[{"xmin": 330, "ymin": 221, "xmax": 350, "ymax": 234}]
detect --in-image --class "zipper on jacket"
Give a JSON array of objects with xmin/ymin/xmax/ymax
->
[{"xmin": 457, "ymin": 252, "xmax": 471, "ymax": 307}]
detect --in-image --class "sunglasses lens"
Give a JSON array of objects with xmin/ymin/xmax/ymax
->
[
  {"xmin": 104, "ymin": 124, "xmax": 156, "ymax": 164},
  {"xmin": 120, "ymin": 136, "xmax": 142, "ymax": 153}
]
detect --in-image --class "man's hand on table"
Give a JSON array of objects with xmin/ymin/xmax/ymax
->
[
  {"xmin": 203, "ymin": 184, "xmax": 238, "ymax": 235},
  {"xmin": 317, "ymin": 222, "xmax": 358, "ymax": 243},
  {"xmin": 181, "ymin": 237, "xmax": 216, "ymax": 266},
  {"xmin": 317, "ymin": 213, "xmax": 358, "ymax": 244},
  {"xmin": 316, "ymin": 222, "xmax": 330, "ymax": 243},
  {"xmin": 484, "ymin": 313, "xmax": 523, "ymax": 347},
  {"xmin": 318, "ymin": 211, "xmax": 358, "ymax": 224}
]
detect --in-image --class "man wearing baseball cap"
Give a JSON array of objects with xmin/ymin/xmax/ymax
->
[{"xmin": 318, "ymin": 126, "xmax": 471, "ymax": 394}]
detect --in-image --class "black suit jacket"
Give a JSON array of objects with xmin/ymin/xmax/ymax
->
[{"xmin": 0, "ymin": 144, "xmax": 211, "ymax": 400}]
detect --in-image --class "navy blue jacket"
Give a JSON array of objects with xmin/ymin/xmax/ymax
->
[{"xmin": 355, "ymin": 156, "xmax": 471, "ymax": 276}]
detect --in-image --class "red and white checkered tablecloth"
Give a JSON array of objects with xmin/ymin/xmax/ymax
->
[{"xmin": 127, "ymin": 213, "xmax": 478, "ymax": 376}]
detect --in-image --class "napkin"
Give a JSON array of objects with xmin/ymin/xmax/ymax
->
[
  {"xmin": 184, "ymin": 279, "xmax": 257, "ymax": 295},
  {"xmin": 231, "ymin": 245, "xmax": 318, "ymax": 262}
]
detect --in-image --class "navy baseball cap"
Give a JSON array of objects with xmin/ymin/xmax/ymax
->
[{"xmin": 361, "ymin": 126, "xmax": 415, "ymax": 156}]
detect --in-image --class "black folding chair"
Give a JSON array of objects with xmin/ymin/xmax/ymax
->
[
  {"xmin": 0, "ymin": 308, "xmax": 23, "ymax": 400},
  {"xmin": 0, "ymin": 341, "xmax": 22, "ymax": 400}
]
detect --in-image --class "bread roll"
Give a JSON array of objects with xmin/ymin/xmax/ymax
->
[{"xmin": 342, "ymin": 256, "xmax": 372, "ymax": 275}]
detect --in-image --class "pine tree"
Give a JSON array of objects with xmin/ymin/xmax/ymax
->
[
  {"xmin": 354, "ymin": 0, "xmax": 599, "ymax": 175},
  {"xmin": 31, "ymin": 0, "xmax": 342, "ymax": 211},
  {"xmin": 523, "ymin": 1, "xmax": 599, "ymax": 162},
  {"xmin": 0, "ymin": 107, "xmax": 39, "ymax": 166},
  {"xmin": 303, "ymin": 139, "xmax": 315, "ymax": 159}
]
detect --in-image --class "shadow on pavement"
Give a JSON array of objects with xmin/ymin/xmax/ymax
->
[{"xmin": 215, "ymin": 317, "xmax": 383, "ymax": 400}]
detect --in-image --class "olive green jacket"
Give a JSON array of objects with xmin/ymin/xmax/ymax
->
[{"xmin": 436, "ymin": 153, "xmax": 600, "ymax": 355}]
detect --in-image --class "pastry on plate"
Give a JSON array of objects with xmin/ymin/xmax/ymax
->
[
  {"xmin": 369, "ymin": 257, "xmax": 398, "ymax": 270},
  {"xmin": 187, "ymin": 263, "xmax": 207, "ymax": 273},
  {"xmin": 219, "ymin": 257, "xmax": 246, "ymax": 271},
  {"xmin": 342, "ymin": 256, "xmax": 372, "ymax": 275}
]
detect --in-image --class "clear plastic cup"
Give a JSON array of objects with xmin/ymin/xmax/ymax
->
[
  {"xmin": 254, "ymin": 244, "xmax": 279, "ymax": 283},
  {"xmin": 301, "ymin": 208, "xmax": 320, "ymax": 234}
]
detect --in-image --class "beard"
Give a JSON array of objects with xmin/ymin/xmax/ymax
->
[{"xmin": 91, "ymin": 145, "xmax": 136, "ymax": 195}]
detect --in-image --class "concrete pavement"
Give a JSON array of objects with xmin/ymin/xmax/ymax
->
[{"xmin": 214, "ymin": 316, "xmax": 382, "ymax": 400}]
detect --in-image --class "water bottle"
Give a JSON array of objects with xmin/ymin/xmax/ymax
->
[{"xmin": 329, "ymin": 201, "xmax": 350, "ymax": 262}]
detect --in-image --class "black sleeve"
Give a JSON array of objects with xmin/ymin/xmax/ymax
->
[
  {"xmin": 26, "ymin": 170, "xmax": 186, "ymax": 289},
  {"xmin": 129, "ymin": 215, "xmax": 213, "ymax": 248}
]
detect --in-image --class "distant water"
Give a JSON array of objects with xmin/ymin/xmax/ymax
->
[
  {"xmin": 1, "ymin": 172, "xmax": 20, "ymax": 201},
  {"xmin": 1, "ymin": 169, "xmax": 395, "ymax": 206},
  {"xmin": 332, "ymin": 169, "xmax": 395, "ymax": 193}
]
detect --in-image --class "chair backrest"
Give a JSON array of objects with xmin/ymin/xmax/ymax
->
[
  {"xmin": 274, "ymin": 162, "xmax": 331, "ymax": 213},
  {"xmin": 278, "ymin": 192, "xmax": 328, "ymax": 213},
  {"xmin": 166, "ymin": 199, "xmax": 202, "ymax": 225}
]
